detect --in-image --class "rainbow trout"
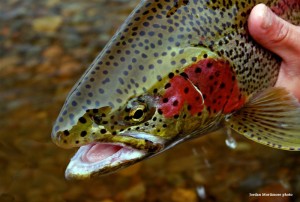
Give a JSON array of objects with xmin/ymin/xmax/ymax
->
[{"xmin": 51, "ymin": 0, "xmax": 300, "ymax": 179}]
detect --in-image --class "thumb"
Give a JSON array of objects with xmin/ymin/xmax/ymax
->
[{"xmin": 248, "ymin": 3, "xmax": 300, "ymax": 63}]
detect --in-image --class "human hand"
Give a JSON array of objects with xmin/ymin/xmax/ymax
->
[{"xmin": 248, "ymin": 4, "xmax": 300, "ymax": 100}]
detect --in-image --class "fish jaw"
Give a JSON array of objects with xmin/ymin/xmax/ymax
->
[
  {"xmin": 65, "ymin": 143, "xmax": 146, "ymax": 179},
  {"xmin": 65, "ymin": 132, "xmax": 165, "ymax": 179}
]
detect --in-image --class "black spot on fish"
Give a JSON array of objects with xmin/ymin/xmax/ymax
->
[
  {"xmin": 195, "ymin": 67, "xmax": 202, "ymax": 73},
  {"xmin": 207, "ymin": 62, "xmax": 213, "ymax": 68},
  {"xmin": 63, "ymin": 130, "xmax": 70, "ymax": 136},
  {"xmin": 168, "ymin": 72, "xmax": 175, "ymax": 79},
  {"xmin": 219, "ymin": 82, "xmax": 226, "ymax": 89},
  {"xmin": 80, "ymin": 131, "xmax": 87, "ymax": 137},
  {"xmin": 165, "ymin": 83, "xmax": 171, "ymax": 89},
  {"xmin": 180, "ymin": 72, "xmax": 189, "ymax": 79},
  {"xmin": 79, "ymin": 117, "xmax": 87, "ymax": 124},
  {"xmin": 184, "ymin": 87, "xmax": 189, "ymax": 94},
  {"xmin": 158, "ymin": 109, "xmax": 163, "ymax": 115},
  {"xmin": 173, "ymin": 100, "xmax": 179, "ymax": 106}
]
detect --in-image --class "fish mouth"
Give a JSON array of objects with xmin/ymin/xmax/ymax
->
[{"xmin": 65, "ymin": 133, "xmax": 165, "ymax": 179}]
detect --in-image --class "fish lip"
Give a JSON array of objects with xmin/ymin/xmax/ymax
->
[
  {"xmin": 65, "ymin": 132, "xmax": 166, "ymax": 179},
  {"xmin": 65, "ymin": 142, "xmax": 147, "ymax": 179},
  {"xmin": 119, "ymin": 131, "xmax": 166, "ymax": 145}
]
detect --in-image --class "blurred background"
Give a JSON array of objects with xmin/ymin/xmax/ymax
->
[{"xmin": 0, "ymin": 0, "xmax": 299, "ymax": 201}]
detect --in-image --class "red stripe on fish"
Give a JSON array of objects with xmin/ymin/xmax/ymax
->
[
  {"xmin": 184, "ymin": 59, "xmax": 246, "ymax": 114},
  {"xmin": 223, "ymin": 81, "xmax": 246, "ymax": 114},
  {"xmin": 158, "ymin": 76, "xmax": 204, "ymax": 118},
  {"xmin": 159, "ymin": 58, "xmax": 246, "ymax": 118}
]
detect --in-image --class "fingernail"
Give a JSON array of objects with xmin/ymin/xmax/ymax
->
[{"xmin": 261, "ymin": 5, "xmax": 273, "ymax": 29}]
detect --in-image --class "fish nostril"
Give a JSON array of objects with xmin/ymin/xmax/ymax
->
[
  {"xmin": 92, "ymin": 115, "xmax": 102, "ymax": 125},
  {"xmin": 87, "ymin": 106, "xmax": 112, "ymax": 125}
]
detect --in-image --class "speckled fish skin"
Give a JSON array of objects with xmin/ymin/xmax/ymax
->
[{"xmin": 51, "ymin": 0, "xmax": 300, "ymax": 179}]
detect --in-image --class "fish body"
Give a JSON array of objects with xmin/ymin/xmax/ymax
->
[{"xmin": 51, "ymin": 0, "xmax": 300, "ymax": 179}]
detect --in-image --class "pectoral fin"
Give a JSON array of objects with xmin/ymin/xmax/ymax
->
[{"xmin": 224, "ymin": 87, "xmax": 300, "ymax": 151}]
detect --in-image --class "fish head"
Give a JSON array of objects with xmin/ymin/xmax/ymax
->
[
  {"xmin": 52, "ymin": 78, "xmax": 216, "ymax": 179},
  {"xmin": 51, "ymin": 0, "xmax": 230, "ymax": 179}
]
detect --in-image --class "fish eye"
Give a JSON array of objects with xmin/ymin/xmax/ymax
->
[
  {"xmin": 130, "ymin": 105, "xmax": 146, "ymax": 122},
  {"xmin": 125, "ymin": 95, "xmax": 155, "ymax": 125}
]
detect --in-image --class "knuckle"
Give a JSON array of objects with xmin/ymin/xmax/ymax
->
[{"xmin": 270, "ymin": 17, "xmax": 290, "ymax": 44}]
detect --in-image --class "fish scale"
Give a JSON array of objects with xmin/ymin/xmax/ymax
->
[{"xmin": 51, "ymin": 0, "xmax": 300, "ymax": 179}]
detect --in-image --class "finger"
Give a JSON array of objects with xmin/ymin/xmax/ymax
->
[{"xmin": 248, "ymin": 4, "xmax": 300, "ymax": 62}]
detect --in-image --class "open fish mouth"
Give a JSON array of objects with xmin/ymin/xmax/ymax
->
[
  {"xmin": 65, "ymin": 142, "xmax": 147, "ymax": 179},
  {"xmin": 65, "ymin": 133, "xmax": 165, "ymax": 179}
]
